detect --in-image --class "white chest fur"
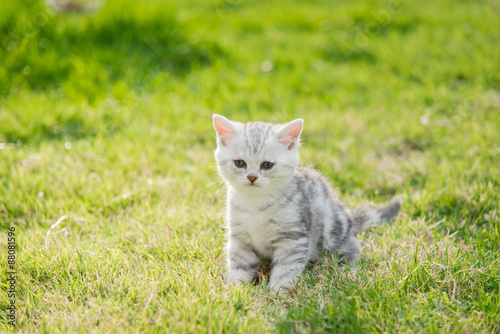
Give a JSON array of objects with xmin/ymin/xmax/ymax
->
[
  {"xmin": 227, "ymin": 190, "xmax": 303, "ymax": 258},
  {"xmin": 229, "ymin": 209, "xmax": 276, "ymax": 258}
]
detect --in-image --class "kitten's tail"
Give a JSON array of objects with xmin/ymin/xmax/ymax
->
[{"xmin": 352, "ymin": 199, "xmax": 401, "ymax": 231}]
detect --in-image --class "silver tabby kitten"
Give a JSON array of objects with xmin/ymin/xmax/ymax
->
[{"xmin": 213, "ymin": 114, "xmax": 400, "ymax": 292}]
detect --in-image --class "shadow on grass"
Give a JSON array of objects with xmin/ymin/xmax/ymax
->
[
  {"xmin": 0, "ymin": 0, "xmax": 224, "ymax": 143},
  {"xmin": 0, "ymin": 0, "xmax": 221, "ymax": 100}
]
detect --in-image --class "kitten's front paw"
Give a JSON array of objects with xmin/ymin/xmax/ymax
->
[
  {"xmin": 226, "ymin": 269, "xmax": 256, "ymax": 285},
  {"xmin": 274, "ymin": 285, "xmax": 291, "ymax": 295},
  {"xmin": 269, "ymin": 278, "xmax": 293, "ymax": 293}
]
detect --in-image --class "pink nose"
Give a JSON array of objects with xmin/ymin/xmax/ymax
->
[{"xmin": 247, "ymin": 176, "xmax": 258, "ymax": 183}]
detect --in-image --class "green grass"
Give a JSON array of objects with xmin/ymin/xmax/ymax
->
[{"xmin": 1, "ymin": 0, "xmax": 499, "ymax": 332}]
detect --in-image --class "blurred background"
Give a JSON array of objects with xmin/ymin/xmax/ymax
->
[{"xmin": 1, "ymin": 0, "xmax": 499, "ymax": 235}]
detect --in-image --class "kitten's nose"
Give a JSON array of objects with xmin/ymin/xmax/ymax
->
[{"xmin": 247, "ymin": 175, "xmax": 258, "ymax": 183}]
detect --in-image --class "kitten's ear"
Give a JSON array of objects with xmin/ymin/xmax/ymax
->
[
  {"xmin": 278, "ymin": 118, "xmax": 303, "ymax": 150},
  {"xmin": 213, "ymin": 114, "xmax": 237, "ymax": 146}
]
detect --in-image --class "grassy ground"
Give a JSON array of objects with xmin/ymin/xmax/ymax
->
[{"xmin": 1, "ymin": 0, "xmax": 499, "ymax": 332}]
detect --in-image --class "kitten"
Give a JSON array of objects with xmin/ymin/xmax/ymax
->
[{"xmin": 213, "ymin": 114, "xmax": 400, "ymax": 292}]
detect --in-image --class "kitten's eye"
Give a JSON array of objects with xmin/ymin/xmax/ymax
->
[
  {"xmin": 260, "ymin": 161, "xmax": 275, "ymax": 170},
  {"xmin": 234, "ymin": 160, "xmax": 247, "ymax": 168}
]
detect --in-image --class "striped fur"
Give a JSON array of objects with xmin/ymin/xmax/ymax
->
[{"xmin": 213, "ymin": 115, "xmax": 401, "ymax": 292}]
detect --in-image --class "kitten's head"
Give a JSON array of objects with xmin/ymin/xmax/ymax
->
[{"xmin": 213, "ymin": 114, "xmax": 303, "ymax": 195}]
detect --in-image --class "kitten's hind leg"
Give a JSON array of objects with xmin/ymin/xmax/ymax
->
[
  {"xmin": 337, "ymin": 235, "xmax": 361, "ymax": 265},
  {"xmin": 226, "ymin": 237, "xmax": 260, "ymax": 284}
]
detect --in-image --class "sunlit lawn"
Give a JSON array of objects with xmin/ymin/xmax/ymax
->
[{"xmin": 0, "ymin": 0, "xmax": 499, "ymax": 332}]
